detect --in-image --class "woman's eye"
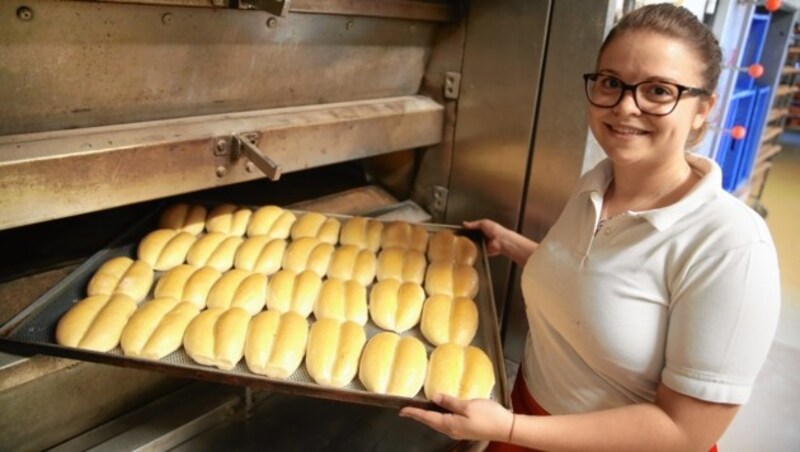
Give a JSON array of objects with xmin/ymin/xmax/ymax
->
[
  {"xmin": 648, "ymin": 84, "xmax": 674, "ymax": 97},
  {"xmin": 601, "ymin": 77, "xmax": 621, "ymax": 89}
]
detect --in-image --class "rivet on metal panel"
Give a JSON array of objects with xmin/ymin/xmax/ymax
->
[
  {"xmin": 432, "ymin": 185, "xmax": 449, "ymax": 212},
  {"xmin": 266, "ymin": 17, "xmax": 278, "ymax": 28},
  {"xmin": 162, "ymin": 13, "xmax": 173, "ymax": 25},
  {"xmin": 216, "ymin": 166, "xmax": 227, "ymax": 178},
  {"xmin": 346, "ymin": 20, "xmax": 355, "ymax": 30},
  {"xmin": 409, "ymin": 25, "xmax": 416, "ymax": 33},
  {"xmin": 214, "ymin": 138, "xmax": 229, "ymax": 156},
  {"xmin": 444, "ymin": 72, "xmax": 461, "ymax": 100},
  {"xmin": 245, "ymin": 162, "xmax": 255, "ymax": 173},
  {"xmin": 16, "ymin": 6, "xmax": 33, "ymax": 21}
]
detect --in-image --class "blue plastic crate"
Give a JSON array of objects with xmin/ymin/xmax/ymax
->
[
  {"xmin": 716, "ymin": 89, "xmax": 756, "ymax": 192},
  {"xmin": 734, "ymin": 86, "xmax": 772, "ymax": 190},
  {"xmin": 735, "ymin": 13, "xmax": 771, "ymax": 91}
]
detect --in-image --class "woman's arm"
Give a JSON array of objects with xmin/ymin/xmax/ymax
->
[
  {"xmin": 462, "ymin": 219, "xmax": 538, "ymax": 266},
  {"xmin": 400, "ymin": 382, "xmax": 738, "ymax": 451}
]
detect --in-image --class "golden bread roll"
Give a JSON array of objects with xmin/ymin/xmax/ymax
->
[
  {"xmin": 358, "ymin": 332, "xmax": 427, "ymax": 397},
  {"xmin": 282, "ymin": 237, "xmax": 334, "ymax": 277},
  {"xmin": 368, "ymin": 279, "xmax": 426, "ymax": 333},
  {"xmin": 424, "ymin": 262, "xmax": 479, "ymax": 299},
  {"xmin": 314, "ymin": 278, "xmax": 368, "ymax": 325},
  {"xmin": 183, "ymin": 307, "xmax": 251, "ymax": 370},
  {"xmin": 245, "ymin": 310, "xmax": 308, "ymax": 379},
  {"xmin": 427, "ymin": 230, "xmax": 478, "ymax": 266},
  {"xmin": 55, "ymin": 294, "xmax": 138, "ymax": 352},
  {"xmin": 424, "ymin": 343, "xmax": 495, "ymax": 400},
  {"xmin": 291, "ymin": 212, "xmax": 341, "ymax": 245},
  {"xmin": 266, "ymin": 269, "xmax": 322, "ymax": 317},
  {"xmin": 185, "ymin": 232, "xmax": 244, "ymax": 272},
  {"xmin": 381, "ymin": 221, "xmax": 429, "ymax": 253},
  {"xmin": 205, "ymin": 203, "xmax": 252, "ymax": 237},
  {"xmin": 207, "ymin": 269, "xmax": 267, "ymax": 315},
  {"xmin": 421, "ymin": 295, "xmax": 479, "ymax": 346},
  {"xmin": 234, "ymin": 236, "xmax": 287, "ymax": 275},
  {"xmin": 327, "ymin": 245, "xmax": 377, "ymax": 286},
  {"xmin": 87, "ymin": 257, "xmax": 154, "ymax": 303},
  {"xmin": 120, "ymin": 298, "xmax": 200, "ymax": 359},
  {"xmin": 376, "ymin": 248, "xmax": 427, "ymax": 284},
  {"xmin": 138, "ymin": 229, "xmax": 197, "ymax": 271},
  {"xmin": 159, "ymin": 203, "xmax": 207, "ymax": 235},
  {"xmin": 154, "ymin": 264, "xmax": 223, "ymax": 309},
  {"xmin": 305, "ymin": 318, "xmax": 366, "ymax": 388},
  {"xmin": 340, "ymin": 217, "xmax": 383, "ymax": 252},
  {"xmin": 246, "ymin": 205, "xmax": 296, "ymax": 238}
]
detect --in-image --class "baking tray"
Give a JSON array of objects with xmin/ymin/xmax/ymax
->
[{"xmin": 0, "ymin": 206, "xmax": 509, "ymax": 411}]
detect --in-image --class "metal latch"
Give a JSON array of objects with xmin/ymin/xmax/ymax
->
[
  {"xmin": 234, "ymin": 133, "xmax": 282, "ymax": 181},
  {"xmin": 444, "ymin": 72, "xmax": 461, "ymax": 100}
]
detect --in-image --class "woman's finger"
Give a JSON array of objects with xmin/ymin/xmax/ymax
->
[
  {"xmin": 432, "ymin": 393, "xmax": 469, "ymax": 415},
  {"xmin": 399, "ymin": 407, "xmax": 448, "ymax": 432}
]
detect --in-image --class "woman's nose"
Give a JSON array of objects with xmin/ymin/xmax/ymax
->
[{"xmin": 612, "ymin": 90, "xmax": 642, "ymax": 115}]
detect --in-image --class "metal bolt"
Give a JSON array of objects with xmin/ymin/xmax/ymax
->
[
  {"xmin": 245, "ymin": 162, "xmax": 254, "ymax": 173},
  {"xmin": 409, "ymin": 25, "xmax": 416, "ymax": 33},
  {"xmin": 162, "ymin": 13, "xmax": 173, "ymax": 25},
  {"xmin": 346, "ymin": 21, "xmax": 354, "ymax": 30},
  {"xmin": 266, "ymin": 17, "xmax": 278, "ymax": 28},
  {"xmin": 216, "ymin": 166, "xmax": 227, "ymax": 178},
  {"xmin": 215, "ymin": 139, "xmax": 228, "ymax": 155},
  {"xmin": 17, "ymin": 6, "xmax": 33, "ymax": 21}
]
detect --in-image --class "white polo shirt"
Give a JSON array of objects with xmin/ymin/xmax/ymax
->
[{"xmin": 521, "ymin": 154, "xmax": 780, "ymax": 414}]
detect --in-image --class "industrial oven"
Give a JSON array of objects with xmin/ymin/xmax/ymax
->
[{"xmin": 0, "ymin": 0, "xmax": 613, "ymax": 449}]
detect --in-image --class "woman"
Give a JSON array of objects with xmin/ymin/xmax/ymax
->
[{"xmin": 400, "ymin": 4, "xmax": 781, "ymax": 451}]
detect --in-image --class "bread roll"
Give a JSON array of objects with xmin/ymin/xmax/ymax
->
[
  {"xmin": 358, "ymin": 332, "xmax": 427, "ymax": 397},
  {"xmin": 185, "ymin": 232, "xmax": 244, "ymax": 272},
  {"xmin": 138, "ymin": 229, "xmax": 197, "ymax": 271},
  {"xmin": 282, "ymin": 237, "xmax": 334, "ymax": 277},
  {"xmin": 428, "ymin": 230, "xmax": 478, "ymax": 266},
  {"xmin": 266, "ymin": 269, "xmax": 322, "ymax": 317},
  {"xmin": 55, "ymin": 294, "xmax": 137, "ymax": 352},
  {"xmin": 120, "ymin": 297, "xmax": 200, "ymax": 359},
  {"xmin": 245, "ymin": 310, "xmax": 308, "ymax": 379},
  {"xmin": 314, "ymin": 278, "xmax": 368, "ymax": 325},
  {"xmin": 206, "ymin": 203, "xmax": 252, "ymax": 237},
  {"xmin": 234, "ymin": 236, "xmax": 287, "ymax": 275},
  {"xmin": 183, "ymin": 307, "xmax": 251, "ymax": 370},
  {"xmin": 207, "ymin": 269, "xmax": 267, "ymax": 315},
  {"xmin": 376, "ymin": 248, "xmax": 426, "ymax": 284},
  {"xmin": 305, "ymin": 318, "xmax": 366, "ymax": 388},
  {"xmin": 87, "ymin": 257, "xmax": 154, "ymax": 303},
  {"xmin": 368, "ymin": 279, "xmax": 426, "ymax": 333},
  {"xmin": 340, "ymin": 217, "xmax": 383, "ymax": 252},
  {"xmin": 424, "ymin": 262, "xmax": 479, "ymax": 299},
  {"xmin": 291, "ymin": 212, "xmax": 341, "ymax": 245},
  {"xmin": 159, "ymin": 203, "xmax": 207, "ymax": 235},
  {"xmin": 247, "ymin": 205, "xmax": 296, "ymax": 238},
  {"xmin": 424, "ymin": 343, "xmax": 495, "ymax": 400},
  {"xmin": 154, "ymin": 264, "xmax": 223, "ymax": 309},
  {"xmin": 327, "ymin": 245, "xmax": 377, "ymax": 286},
  {"xmin": 381, "ymin": 221, "xmax": 429, "ymax": 253},
  {"xmin": 421, "ymin": 295, "xmax": 479, "ymax": 346}
]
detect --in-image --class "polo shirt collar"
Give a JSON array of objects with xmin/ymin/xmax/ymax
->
[{"xmin": 579, "ymin": 154, "xmax": 722, "ymax": 232}]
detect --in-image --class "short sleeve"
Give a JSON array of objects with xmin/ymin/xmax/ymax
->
[{"xmin": 662, "ymin": 241, "xmax": 780, "ymax": 404}]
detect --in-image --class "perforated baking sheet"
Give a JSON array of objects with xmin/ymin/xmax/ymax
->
[{"xmin": 0, "ymin": 209, "xmax": 509, "ymax": 411}]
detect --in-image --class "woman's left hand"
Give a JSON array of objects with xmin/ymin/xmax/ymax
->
[{"xmin": 399, "ymin": 394, "xmax": 514, "ymax": 442}]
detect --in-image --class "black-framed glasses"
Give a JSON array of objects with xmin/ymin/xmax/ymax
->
[{"xmin": 582, "ymin": 73, "xmax": 711, "ymax": 116}]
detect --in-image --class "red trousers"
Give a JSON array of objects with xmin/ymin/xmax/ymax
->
[{"xmin": 485, "ymin": 371, "xmax": 718, "ymax": 452}]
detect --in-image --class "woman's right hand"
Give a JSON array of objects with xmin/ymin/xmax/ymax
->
[{"xmin": 462, "ymin": 219, "xmax": 539, "ymax": 266}]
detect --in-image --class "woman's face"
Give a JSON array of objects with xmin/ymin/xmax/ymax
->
[{"xmin": 588, "ymin": 31, "xmax": 714, "ymax": 167}]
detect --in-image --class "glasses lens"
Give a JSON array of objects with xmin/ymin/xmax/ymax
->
[
  {"xmin": 586, "ymin": 74, "xmax": 622, "ymax": 107},
  {"xmin": 636, "ymin": 82, "xmax": 680, "ymax": 115}
]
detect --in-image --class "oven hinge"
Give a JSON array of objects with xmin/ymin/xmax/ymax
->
[
  {"xmin": 213, "ymin": 133, "xmax": 283, "ymax": 181},
  {"xmin": 444, "ymin": 72, "xmax": 461, "ymax": 100}
]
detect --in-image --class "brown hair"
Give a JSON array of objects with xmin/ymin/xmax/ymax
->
[{"xmin": 600, "ymin": 4, "xmax": 722, "ymax": 146}]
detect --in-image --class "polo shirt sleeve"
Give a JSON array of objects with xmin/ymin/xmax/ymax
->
[{"xmin": 662, "ymin": 240, "xmax": 780, "ymax": 404}]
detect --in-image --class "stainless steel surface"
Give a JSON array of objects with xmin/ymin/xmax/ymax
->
[
  {"xmin": 0, "ymin": 96, "xmax": 443, "ymax": 230},
  {"xmin": 0, "ymin": 0, "xmax": 437, "ymax": 136},
  {"xmin": 443, "ymin": 0, "xmax": 551, "ymax": 320},
  {"xmin": 505, "ymin": 0, "xmax": 615, "ymax": 362}
]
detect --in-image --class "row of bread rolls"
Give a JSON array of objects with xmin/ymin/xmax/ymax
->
[{"xmin": 156, "ymin": 203, "xmax": 478, "ymax": 264}]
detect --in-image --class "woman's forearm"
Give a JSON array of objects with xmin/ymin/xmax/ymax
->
[{"xmin": 501, "ymin": 232, "xmax": 539, "ymax": 266}]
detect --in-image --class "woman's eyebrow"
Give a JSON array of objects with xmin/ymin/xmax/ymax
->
[{"xmin": 596, "ymin": 69, "xmax": 681, "ymax": 84}]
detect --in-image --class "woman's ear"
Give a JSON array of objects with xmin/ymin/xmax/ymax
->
[{"xmin": 692, "ymin": 93, "xmax": 717, "ymax": 130}]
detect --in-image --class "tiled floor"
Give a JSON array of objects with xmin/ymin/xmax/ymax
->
[{"xmin": 717, "ymin": 138, "xmax": 800, "ymax": 451}]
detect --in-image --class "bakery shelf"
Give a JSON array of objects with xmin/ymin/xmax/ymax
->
[
  {"xmin": 0, "ymin": 205, "xmax": 510, "ymax": 412},
  {"xmin": 782, "ymin": 65, "xmax": 800, "ymax": 75},
  {"xmin": 761, "ymin": 126, "xmax": 783, "ymax": 143},
  {"xmin": 767, "ymin": 107, "xmax": 790, "ymax": 122},
  {"xmin": 757, "ymin": 143, "xmax": 782, "ymax": 164},
  {"xmin": 775, "ymin": 84, "xmax": 799, "ymax": 97}
]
